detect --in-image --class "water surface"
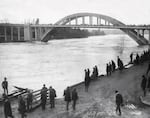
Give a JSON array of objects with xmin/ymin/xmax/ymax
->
[{"xmin": 0, "ymin": 34, "xmax": 149, "ymax": 97}]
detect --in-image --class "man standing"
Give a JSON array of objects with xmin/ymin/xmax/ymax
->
[
  {"xmin": 41, "ymin": 84, "xmax": 48, "ymax": 110},
  {"xmin": 18, "ymin": 96, "xmax": 26, "ymax": 118},
  {"xmin": 49, "ymin": 86, "xmax": 56, "ymax": 108},
  {"xmin": 4, "ymin": 96, "xmax": 14, "ymax": 118},
  {"xmin": 146, "ymin": 63, "xmax": 150, "ymax": 75},
  {"xmin": 63, "ymin": 87, "xmax": 71, "ymax": 111},
  {"xmin": 84, "ymin": 69, "xmax": 90, "ymax": 92},
  {"xmin": 26, "ymin": 90, "xmax": 33, "ymax": 111},
  {"xmin": 141, "ymin": 75, "xmax": 147, "ymax": 97},
  {"xmin": 115, "ymin": 90, "xmax": 123, "ymax": 116},
  {"xmin": 130, "ymin": 53, "xmax": 133, "ymax": 63},
  {"xmin": 2, "ymin": 77, "xmax": 8, "ymax": 95},
  {"xmin": 72, "ymin": 88, "xmax": 78, "ymax": 110},
  {"xmin": 111, "ymin": 60, "xmax": 116, "ymax": 72}
]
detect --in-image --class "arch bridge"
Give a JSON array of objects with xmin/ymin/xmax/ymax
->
[{"xmin": 41, "ymin": 13, "xmax": 150, "ymax": 45}]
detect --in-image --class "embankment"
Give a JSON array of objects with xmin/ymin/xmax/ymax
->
[{"xmin": 0, "ymin": 61, "xmax": 150, "ymax": 118}]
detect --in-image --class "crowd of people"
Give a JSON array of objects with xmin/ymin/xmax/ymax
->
[
  {"xmin": 106, "ymin": 60, "xmax": 116, "ymax": 76},
  {"xmin": 1, "ymin": 79, "xmax": 79, "ymax": 118},
  {"xmin": 84, "ymin": 66, "xmax": 99, "ymax": 92},
  {"xmin": 1, "ymin": 48, "xmax": 150, "ymax": 117},
  {"xmin": 83, "ymin": 48, "xmax": 150, "ymax": 116},
  {"xmin": 130, "ymin": 48, "xmax": 150, "ymax": 65},
  {"xmin": 129, "ymin": 49, "xmax": 150, "ymax": 98},
  {"xmin": 63, "ymin": 87, "xmax": 78, "ymax": 111}
]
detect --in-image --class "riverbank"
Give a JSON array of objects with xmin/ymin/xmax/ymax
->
[{"xmin": 1, "ymin": 61, "xmax": 150, "ymax": 118}]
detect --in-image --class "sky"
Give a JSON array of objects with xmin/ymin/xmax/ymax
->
[{"xmin": 0, "ymin": 0, "xmax": 150, "ymax": 25}]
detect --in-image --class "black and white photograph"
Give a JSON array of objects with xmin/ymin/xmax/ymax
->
[{"xmin": 0, "ymin": 0, "xmax": 150, "ymax": 117}]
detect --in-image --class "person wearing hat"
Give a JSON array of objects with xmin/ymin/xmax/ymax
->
[
  {"xmin": 18, "ymin": 95, "xmax": 27, "ymax": 118},
  {"xmin": 141, "ymin": 75, "xmax": 147, "ymax": 97},
  {"xmin": 71, "ymin": 88, "xmax": 78, "ymax": 110},
  {"xmin": 49, "ymin": 86, "xmax": 56, "ymax": 108},
  {"xmin": 63, "ymin": 86, "xmax": 71, "ymax": 111},
  {"xmin": 115, "ymin": 90, "xmax": 123, "ymax": 116},
  {"xmin": 41, "ymin": 84, "xmax": 48, "ymax": 110},
  {"xmin": 26, "ymin": 90, "xmax": 33, "ymax": 111}
]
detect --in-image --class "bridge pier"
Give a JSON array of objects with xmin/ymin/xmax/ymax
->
[
  {"xmin": 137, "ymin": 29, "xmax": 140, "ymax": 39},
  {"xmin": 24, "ymin": 25, "xmax": 31, "ymax": 41},
  {"xmin": 4, "ymin": 27, "xmax": 7, "ymax": 41},
  {"xmin": 39, "ymin": 27, "xmax": 42, "ymax": 39},
  {"xmin": 35, "ymin": 27, "xmax": 37, "ymax": 40},
  {"xmin": 97, "ymin": 17, "xmax": 101, "ymax": 31},
  {"xmin": 18, "ymin": 27, "xmax": 20, "ymax": 41},
  {"xmin": 142, "ymin": 29, "xmax": 145, "ymax": 37},
  {"xmin": 11, "ymin": 27, "xmax": 13, "ymax": 41},
  {"xmin": 149, "ymin": 30, "xmax": 150, "ymax": 44}
]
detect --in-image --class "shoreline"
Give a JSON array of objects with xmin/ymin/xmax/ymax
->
[
  {"xmin": 0, "ymin": 61, "xmax": 150, "ymax": 117},
  {"xmin": 69, "ymin": 62, "xmax": 132, "ymax": 89}
]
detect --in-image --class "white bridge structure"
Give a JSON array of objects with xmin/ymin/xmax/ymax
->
[{"xmin": 0, "ymin": 13, "xmax": 150, "ymax": 45}]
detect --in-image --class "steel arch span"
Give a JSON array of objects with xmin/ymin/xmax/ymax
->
[{"xmin": 41, "ymin": 13, "xmax": 148, "ymax": 45}]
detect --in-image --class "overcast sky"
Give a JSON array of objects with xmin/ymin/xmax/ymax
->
[{"xmin": 0, "ymin": 0, "xmax": 150, "ymax": 24}]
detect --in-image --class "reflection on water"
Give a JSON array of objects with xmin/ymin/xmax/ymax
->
[{"xmin": 0, "ymin": 34, "xmax": 149, "ymax": 97}]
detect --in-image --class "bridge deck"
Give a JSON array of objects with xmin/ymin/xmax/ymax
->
[{"xmin": 0, "ymin": 23, "xmax": 150, "ymax": 30}]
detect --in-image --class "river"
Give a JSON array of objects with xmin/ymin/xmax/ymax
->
[{"xmin": 0, "ymin": 34, "xmax": 149, "ymax": 97}]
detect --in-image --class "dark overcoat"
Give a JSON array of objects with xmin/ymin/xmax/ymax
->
[{"xmin": 4, "ymin": 100, "xmax": 13, "ymax": 116}]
